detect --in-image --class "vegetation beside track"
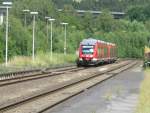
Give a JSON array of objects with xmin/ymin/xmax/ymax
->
[
  {"xmin": 136, "ymin": 69, "xmax": 150, "ymax": 113},
  {"xmin": 0, "ymin": 53, "xmax": 76, "ymax": 74},
  {"xmin": 8, "ymin": 52, "xmax": 76, "ymax": 67}
]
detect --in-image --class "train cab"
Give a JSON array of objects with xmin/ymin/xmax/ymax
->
[{"xmin": 76, "ymin": 38, "xmax": 117, "ymax": 66}]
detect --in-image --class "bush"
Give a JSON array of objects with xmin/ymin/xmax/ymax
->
[{"xmin": 8, "ymin": 52, "xmax": 77, "ymax": 68}]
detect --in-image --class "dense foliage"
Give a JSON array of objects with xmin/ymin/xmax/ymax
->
[
  {"xmin": 53, "ymin": 0, "xmax": 150, "ymax": 11},
  {"xmin": 0, "ymin": 0, "xmax": 149, "ymax": 63}
]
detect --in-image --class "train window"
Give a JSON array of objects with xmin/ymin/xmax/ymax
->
[
  {"xmin": 82, "ymin": 45, "xmax": 94, "ymax": 54},
  {"xmin": 111, "ymin": 48, "xmax": 113, "ymax": 57},
  {"xmin": 99, "ymin": 48, "xmax": 103, "ymax": 58},
  {"xmin": 104, "ymin": 48, "xmax": 108, "ymax": 57},
  {"xmin": 110, "ymin": 48, "xmax": 112, "ymax": 57},
  {"xmin": 99, "ymin": 48, "xmax": 101, "ymax": 55}
]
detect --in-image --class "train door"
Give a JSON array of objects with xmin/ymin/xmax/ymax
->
[
  {"xmin": 98, "ymin": 43, "xmax": 102, "ymax": 59},
  {"xmin": 107, "ymin": 45, "xmax": 111, "ymax": 59},
  {"xmin": 104, "ymin": 44, "xmax": 108, "ymax": 60},
  {"xmin": 101, "ymin": 43, "xmax": 105, "ymax": 60}
]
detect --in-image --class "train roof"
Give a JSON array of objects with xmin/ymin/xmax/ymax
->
[
  {"xmin": 81, "ymin": 38, "xmax": 97, "ymax": 45},
  {"xmin": 80, "ymin": 38, "xmax": 116, "ymax": 46}
]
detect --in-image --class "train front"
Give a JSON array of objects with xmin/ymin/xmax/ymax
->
[{"xmin": 76, "ymin": 38, "xmax": 98, "ymax": 66}]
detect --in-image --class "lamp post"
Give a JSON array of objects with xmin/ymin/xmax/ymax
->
[
  {"xmin": 45, "ymin": 16, "xmax": 51, "ymax": 49},
  {"xmin": 61, "ymin": 22, "xmax": 68, "ymax": 55},
  {"xmin": 22, "ymin": 9, "xmax": 30, "ymax": 27},
  {"xmin": 48, "ymin": 18, "xmax": 55, "ymax": 60},
  {"xmin": 3, "ymin": 2, "xmax": 12, "ymax": 66},
  {"xmin": 149, "ymin": 37, "xmax": 150, "ymax": 46},
  {"xmin": 22, "ymin": 9, "xmax": 30, "ymax": 56},
  {"xmin": 30, "ymin": 11, "xmax": 38, "ymax": 61}
]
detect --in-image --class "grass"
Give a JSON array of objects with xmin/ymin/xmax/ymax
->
[
  {"xmin": 136, "ymin": 69, "xmax": 150, "ymax": 113},
  {"xmin": 0, "ymin": 52, "xmax": 77, "ymax": 74},
  {"xmin": 8, "ymin": 52, "xmax": 77, "ymax": 67}
]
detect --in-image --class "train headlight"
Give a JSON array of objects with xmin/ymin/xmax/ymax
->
[
  {"xmin": 79, "ymin": 58, "xmax": 83, "ymax": 61},
  {"xmin": 90, "ymin": 55, "xmax": 93, "ymax": 57},
  {"xmin": 92, "ymin": 58, "xmax": 97, "ymax": 61}
]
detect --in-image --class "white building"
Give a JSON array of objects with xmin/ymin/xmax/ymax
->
[
  {"xmin": 0, "ymin": 6, "xmax": 11, "ymax": 25},
  {"xmin": 0, "ymin": 13, "xmax": 3, "ymax": 25}
]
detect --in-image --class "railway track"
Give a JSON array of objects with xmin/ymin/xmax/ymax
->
[
  {"xmin": 0, "ymin": 61, "xmax": 121, "ymax": 87},
  {"xmin": 0, "ymin": 60, "xmax": 137, "ymax": 113},
  {"xmin": 0, "ymin": 64, "xmax": 76, "ymax": 81},
  {"xmin": 0, "ymin": 59, "xmax": 122, "ymax": 87},
  {"xmin": 0, "ymin": 66, "xmax": 85, "ymax": 87}
]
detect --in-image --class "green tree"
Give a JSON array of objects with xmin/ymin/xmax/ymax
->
[
  {"xmin": 127, "ymin": 5, "xmax": 146, "ymax": 21},
  {"xmin": 96, "ymin": 10, "xmax": 115, "ymax": 32},
  {"xmin": 81, "ymin": 12, "xmax": 94, "ymax": 35}
]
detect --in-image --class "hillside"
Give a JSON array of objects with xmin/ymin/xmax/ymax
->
[
  {"xmin": 52, "ymin": 0, "xmax": 150, "ymax": 11},
  {"xmin": 0, "ymin": 0, "xmax": 149, "ymax": 63}
]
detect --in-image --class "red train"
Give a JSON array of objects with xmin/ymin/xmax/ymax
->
[{"xmin": 76, "ymin": 38, "xmax": 117, "ymax": 66}]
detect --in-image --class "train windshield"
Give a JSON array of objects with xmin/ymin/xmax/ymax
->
[{"xmin": 82, "ymin": 45, "xmax": 94, "ymax": 54}]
